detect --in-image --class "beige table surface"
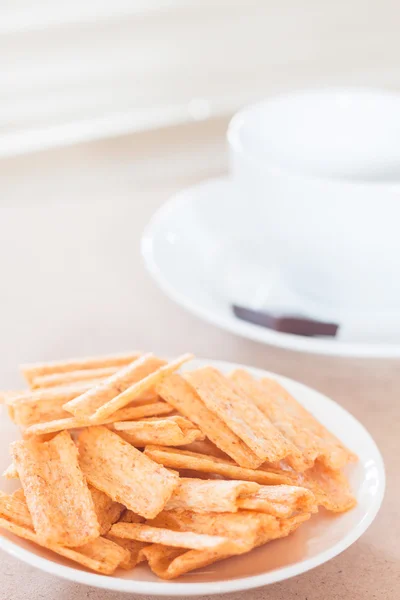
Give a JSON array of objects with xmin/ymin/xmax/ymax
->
[{"xmin": 0, "ymin": 121, "xmax": 398, "ymax": 599}]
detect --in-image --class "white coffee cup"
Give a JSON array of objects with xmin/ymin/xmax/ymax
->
[{"xmin": 228, "ymin": 88, "xmax": 400, "ymax": 320}]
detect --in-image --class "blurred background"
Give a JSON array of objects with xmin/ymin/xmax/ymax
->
[
  {"xmin": 1, "ymin": 0, "xmax": 400, "ymax": 383},
  {"xmin": 2, "ymin": 1, "xmax": 400, "ymax": 163}
]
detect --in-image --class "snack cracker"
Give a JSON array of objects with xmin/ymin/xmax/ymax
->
[
  {"xmin": 11, "ymin": 430, "xmax": 99, "ymax": 547},
  {"xmin": 78, "ymin": 426, "xmax": 179, "ymax": 519}
]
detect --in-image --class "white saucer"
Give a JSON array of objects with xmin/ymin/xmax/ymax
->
[
  {"xmin": 142, "ymin": 176, "xmax": 400, "ymax": 357},
  {"xmin": 0, "ymin": 358, "xmax": 385, "ymax": 595}
]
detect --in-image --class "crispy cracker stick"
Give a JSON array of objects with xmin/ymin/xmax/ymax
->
[
  {"xmin": 180, "ymin": 438, "xmax": 231, "ymax": 459},
  {"xmin": 144, "ymin": 509, "xmax": 310, "ymax": 579},
  {"xmin": 109, "ymin": 522, "xmax": 247, "ymax": 552},
  {"xmin": 185, "ymin": 368, "xmax": 301, "ymax": 465},
  {"xmin": 21, "ymin": 351, "xmax": 142, "ymax": 385},
  {"xmin": 165, "ymin": 478, "xmax": 259, "ymax": 513},
  {"xmin": 12, "ymin": 488, "xmax": 26, "ymax": 502},
  {"xmin": 6, "ymin": 486, "xmax": 128, "ymax": 539},
  {"xmin": 92, "ymin": 354, "xmax": 193, "ymax": 422},
  {"xmin": 11, "ymin": 430, "xmax": 99, "ymax": 547},
  {"xmin": 144, "ymin": 511, "xmax": 284, "ymax": 579},
  {"xmin": 237, "ymin": 484, "xmax": 317, "ymax": 518},
  {"xmin": 149, "ymin": 508, "xmax": 278, "ymax": 543},
  {"xmin": 8, "ymin": 383, "xmax": 96, "ymax": 405},
  {"xmin": 113, "ymin": 416, "xmax": 204, "ymax": 447},
  {"xmin": 141, "ymin": 544, "xmax": 234, "ymax": 580},
  {"xmin": 104, "ymin": 534, "xmax": 148, "ymax": 569},
  {"xmin": 300, "ymin": 461, "xmax": 357, "ymax": 513},
  {"xmin": 63, "ymin": 354, "xmax": 166, "ymax": 418},
  {"xmin": 0, "ymin": 516, "xmax": 128, "ymax": 575},
  {"xmin": 3, "ymin": 464, "xmax": 18, "ymax": 479},
  {"xmin": 6, "ymin": 383, "xmax": 95, "ymax": 426},
  {"xmin": 157, "ymin": 374, "xmax": 262, "ymax": 469},
  {"xmin": 24, "ymin": 401, "xmax": 173, "ymax": 437},
  {"xmin": 231, "ymin": 370, "xmax": 356, "ymax": 469},
  {"xmin": 0, "ymin": 490, "xmax": 32, "ymax": 528},
  {"xmin": 78, "ymin": 426, "xmax": 179, "ymax": 519},
  {"xmin": 144, "ymin": 446, "xmax": 296, "ymax": 485},
  {"xmin": 89, "ymin": 486, "xmax": 125, "ymax": 535},
  {"xmin": 255, "ymin": 511, "xmax": 311, "ymax": 546},
  {"xmin": 64, "ymin": 535, "xmax": 130, "ymax": 575},
  {"xmin": 31, "ymin": 366, "xmax": 121, "ymax": 389}
]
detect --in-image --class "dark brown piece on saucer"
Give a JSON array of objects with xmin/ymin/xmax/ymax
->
[{"xmin": 232, "ymin": 305, "xmax": 339, "ymax": 338}]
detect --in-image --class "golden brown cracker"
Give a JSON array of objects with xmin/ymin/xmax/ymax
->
[
  {"xmin": 0, "ymin": 490, "xmax": 32, "ymax": 528},
  {"xmin": 149, "ymin": 508, "xmax": 278, "ymax": 546},
  {"xmin": 179, "ymin": 438, "xmax": 231, "ymax": 460},
  {"xmin": 165, "ymin": 478, "xmax": 259, "ymax": 513},
  {"xmin": 237, "ymin": 484, "xmax": 317, "ymax": 518},
  {"xmin": 185, "ymin": 367, "xmax": 300, "ymax": 464},
  {"xmin": 92, "ymin": 354, "xmax": 193, "ymax": 422},
  {"xmin": 255, "ymin": 511, "xmax": 311, "ymax": 546},
  {"xmin": 104, "ymin": 534, "xmax": 148, "ymax": 569},
  {"xmin": 78, "ymin": 426, "xmax": 179, "ymax": 519},
  {"xmin": 6, "ymin": 384, "xmax": 94, "ymax": 426},
  {"xmin": 141, "ymin": 544, "xmax": 234, "ymax": 580},
  {"xmin": 11, "ymin": 430, "xmax": 99, "ymax": 547},
  {"xmin": 21, "ymin": 351, "xmax": 142, "ymax": 385},
  {"xmin": 109, "ymin": 522, "xmax": 247, "ymax": 552},
  {"xmin": 63, "ymin": 354, "xmax": 166, "ymax": 418},
  {"xmin": 31, "ymin": 366, "xmax": 121, "ymax": 389},
  {"xmin": 232, "ymin": 370, "xmax": 356, "ymax": 469},
  {"xmin": 89, "ymin": 486, "xmax": 125, "ymax": 535},
  {"xmin": 71, "ymin": 535, "xmax": 130, "ymax": 574},
  {"xmin": 144, "ymin": 446, "xmax": 295, "ymax": 485},
  {"xmin": 0, "ymin": 516, "xmax": 128, "ymax": 574},
  {"xmin": 24, "ymin": 401, "xmax": 173, "ymax": 437},
  {"xmin": 301, "ymin": 461, "xmax": 357, "ymax": 513},
  {"xmin": 3, "ymin": 463, "xmax": 18, "ymax": 479},
  {"xmin": 157, "ymin": 374, "xmax": 262, "ymax": 468},
  {"xmin": 113, "ymin": 416, "xmax": 204, "ymax": 447},
  {"xmin": 141, "ymin": 508, "xmax": 286, "ymax": 578}
]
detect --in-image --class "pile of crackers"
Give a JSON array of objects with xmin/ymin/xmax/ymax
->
[{"xmin": 0, "ymin": 352, "xmax": 357, "ymax": 580}]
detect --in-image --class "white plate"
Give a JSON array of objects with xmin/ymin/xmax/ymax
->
[
  {"xmin": 0, "ymin": 358, "xmax": 384, "ymax": 596},
  {"xmin": 142, "ymin": 176, "xmax": 400, "ymax": 357}
]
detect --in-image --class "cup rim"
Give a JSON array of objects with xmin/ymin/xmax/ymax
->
[{"xmin": 227, "ymin": 86, "xmax": 400, "ymax": 189}]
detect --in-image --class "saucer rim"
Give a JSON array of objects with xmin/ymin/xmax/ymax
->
[{"xmin": 141, "ymin": 175, "xmax": 400, "ymax": 358}]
